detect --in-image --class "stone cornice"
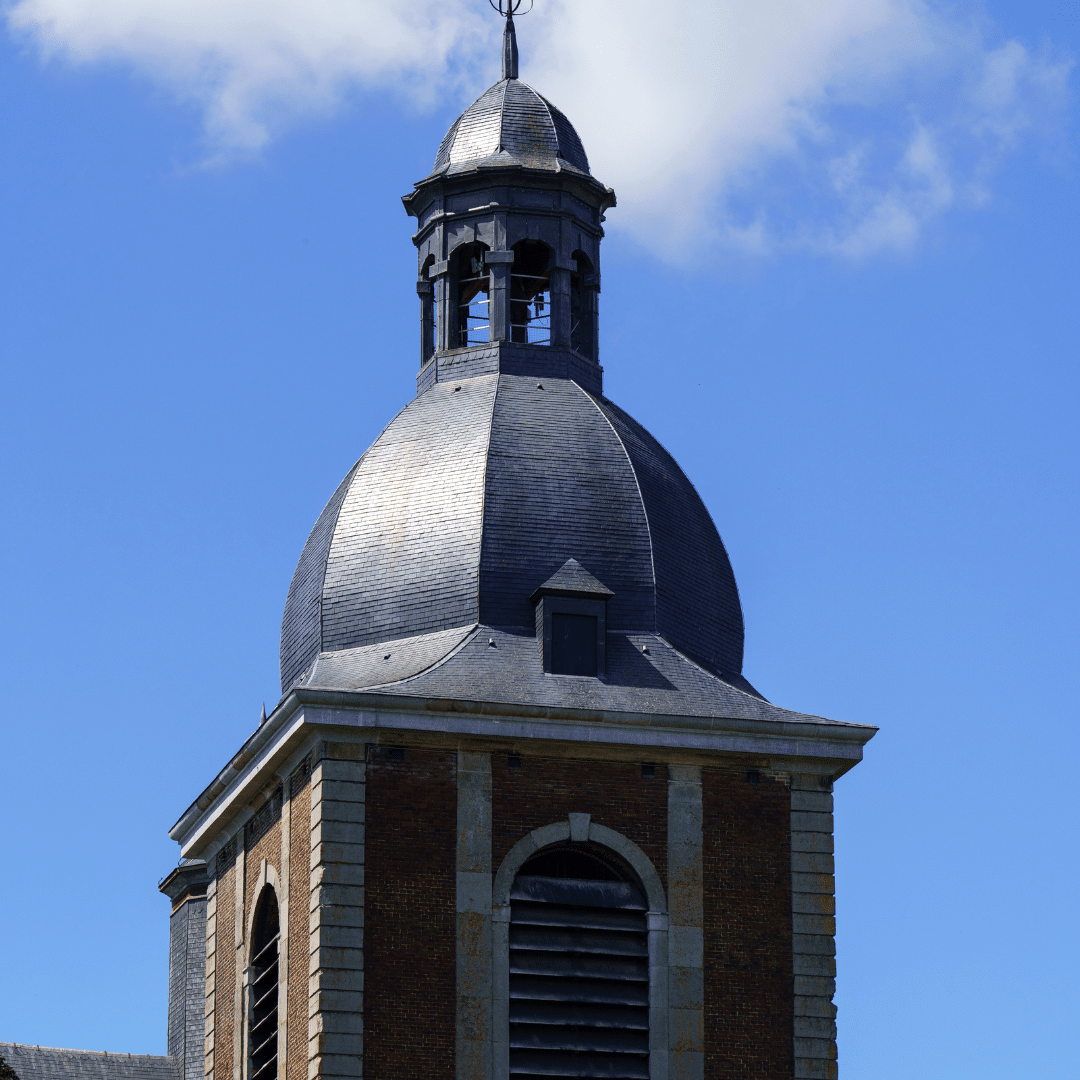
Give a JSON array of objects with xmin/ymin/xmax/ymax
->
[{"xmin": 170, "ymin": 687, "xmax": 876, "ymax": 861}]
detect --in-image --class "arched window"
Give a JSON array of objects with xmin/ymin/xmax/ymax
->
[
  {"xmin": 509, "ymin": 845, "xmax": 649, "ymax": 1079},
  {"xmin": 570, "ymin": 251, "xmax": 594, "ymax": 360},
  {"xmin": 248, "ymin": 887, "xmax": 280, "ymax": 1080},
  {"xmin": 454, "ymin": 242, "xmax": 490, "ymax": 347},
  {"xmin": 511, "ymin": 241, "xmax": 552, "ymax": 345}
]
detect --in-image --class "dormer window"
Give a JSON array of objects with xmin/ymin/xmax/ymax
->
[{"xmin": 531, "ymin": 558, "xmax": 613, "ymax": 677}]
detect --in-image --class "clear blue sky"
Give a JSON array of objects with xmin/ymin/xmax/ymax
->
[{"xmin": 0, "ymin": 2, "xmax": 1076, "ymax": 1077}]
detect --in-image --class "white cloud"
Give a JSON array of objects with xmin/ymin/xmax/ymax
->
[{"xmin": 5, "ymin": 0, "xmax": 1071, "ymax": 258}]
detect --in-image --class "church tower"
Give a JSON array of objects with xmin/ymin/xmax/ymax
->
[{"xmin": 161, "ymin": 11, "xmax": 877, "ymax": 1080}]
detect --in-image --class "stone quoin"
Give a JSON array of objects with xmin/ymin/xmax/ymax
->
[{"xmin": 3, "ymin": 9, "xmax": 876, "ymax": 1080}]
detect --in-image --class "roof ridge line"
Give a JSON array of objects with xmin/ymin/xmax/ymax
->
[{"xmin": 577, "ymin": 385, "xmax": 659, "ymax": 635}]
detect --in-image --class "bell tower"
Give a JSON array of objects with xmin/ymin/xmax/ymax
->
[
  {"xmin": 403, "ymin": 4, "xmax": 615, "ymax": 394},
  {"xmin": 155, "ymin": 10, "xmax": 878, "ymax": 1080}
]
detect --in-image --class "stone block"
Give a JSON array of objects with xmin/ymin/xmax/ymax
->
[
  {"xmin": 667, "ymin": 966, "xmax": 703, "ymax": 1009},
  {"xmin": 311, "ymin": 821, "xmax": 364, "ymax": 848},
  {"xmin": 791, "ymin": 790, "xmax": 833, "ymax": 813},
  {"xmin": 312, "ymin": 759, "xmax": 366, "ymax": 784},
  {"xmin": 457, "ymin": 871, "xmax": 493, "ymax": 913},
  {"xmin": 308, "ymin": 1011, "xmax": 363, "ymax": 1037},
  {"xmin": 794, "ymin": 1038, "xmax": 837, "ymax": 1060},
  {"xmin": 794, "ymin": 1058, "xmax": 838, "ymax": 1080},
  {"xmin": 310, "ymin": 883, "xmax": 364, "ymax": 911},
  {"xmin": 668, "ymin": 1008, "xmax": 703, "ymax": 1054},
  {"xmin": 792, "ymin": 933, "xmax": 836, "ymax": 957},
  {"xmin": 793, "ymin": 913, "xmax": 836, "ymax": 936},
  {"xmin": 310, "ymin": 863, "xmax": 364, "ymax": 888},
  {"xmin": 794, "ymin": 975, "xmax": 836, "ymax": 998},
  {"xmin": 669, "ymin": 927, "xmax": 703, "ymax": 969},
  {"xmin": 312, "ymin": 799, "xmax": 365, "ymax": 826},
  {"xmin": 790, "ymin": 812, "xmax": 834, "ymax": 834},
  {"xmin": 791, "ymin": 832, "xmax": 834, "ymax": 854},
  {"xmin": 310, "ymin": 904, "xmax": 365, "ymax": 932},
  {"xmin": 308, "ymin": 967, "xmax": 364, "ymax": 995},
  {"xmin": 793, "ymin": 892, "xmax": 836, "ymax": 916},
  {"xmin": 312, "ymin": 924, "xmax": 363, "ymax": 951},
  {"xmin": 792, "ymin": 872, "xmax": 835, "ymax": 895},
  {"xmin": 794, "ymin": 1017, "xmax": 837, "ymax": 1040},
  {"xmin": 793, "ymin": 954, "xmax": 836, "ymax": 978},
  {"xmin": 308, "ymin": 1053, "xmax": 363, "ymax": 1079},
  {"xmin": 669, "ymin": 1049, "xmax": 704, "ymax": 1080},
  {"xmin": 795, "ymin": 995, "xmax": 838, "ymax": 1019},
  {"xmin": 309, "ymin": 989, "xmax": 364, "ymax": 1015},
  {"xmin": 311, "ymin": 779, "xmax": 366, "ymax": 806},
  {"xmin": 791, "ymin": 851, "xmax": 835, "ymax": 875},
  {"xmin": 309, "ymin": 946, "xmax": 364, "ymax": 974},
  {"xmin": 310, "ymin": 841, "xmax": 365, "ymax": 871}
]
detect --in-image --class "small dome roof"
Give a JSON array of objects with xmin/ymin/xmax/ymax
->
[
  {"xmin": 432, "ymin": 78, "xmax": 591, "ymax": 176},
  {"xmin": 280, "ymin": 374, "xmax": 745, "ymax": 694}
]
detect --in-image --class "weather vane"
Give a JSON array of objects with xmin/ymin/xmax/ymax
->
[{"xmin": 489, "ymin": 0, "xmax": 533, "ymax": 17}]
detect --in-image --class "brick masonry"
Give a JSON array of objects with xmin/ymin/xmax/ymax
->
[
  {"xmin": 490, "ymin": 754, "xmax": 668, "ymax": 890},
  {"xmin": 702, "ymin": 768, "xmax": 794, "ymax": 1079},
  {"xmin": 363, "ymin": 746, "xmax": 456, "ymax": 1080}
]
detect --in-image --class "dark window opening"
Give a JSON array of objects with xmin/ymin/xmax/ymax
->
[
  {"xmin": 509, "ymin": 845, "xmax": 649, "ymax": 1079},
  {"xmin": 455, "ymin": 242, "xmax": 489, "ymax": 347},
  {"xmin": 248, "ymin": 887, "xmax": 279, "ymax": 1080},
  {"xmin": 551, "ymin": 613, "xmax": 597, "ymax": 676},
  {"xmin": 570, "ymin": 250, "xmax": 594, "ymax": 359},
  {"xmin": 511, "ymin": 241, "xmax": 551, "ymax": 345}
]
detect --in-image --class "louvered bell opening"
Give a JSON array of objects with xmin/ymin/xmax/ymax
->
[
  {"xmin": 249, "ymin": 887, "xmax": 280, "ymax": 1080},
  {"xmin": 509, "ymin": 849, "xmax": 649, "ymax": 1080}
]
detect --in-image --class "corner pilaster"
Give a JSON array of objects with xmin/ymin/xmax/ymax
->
[
  {"xmin": 790, "ymin": 776, "xmax": 838, "ymax": 1080},
  {"xmin": 456, "ymin": 751, "xmax": 493, "ymax": 1080},
  {"xmin": 307, "ymin": 744, "xmax": 366, "ymax": 1080},
  {"xmin": 667, "ymin": 766, "xmax": 703, "ymax": 1080}
]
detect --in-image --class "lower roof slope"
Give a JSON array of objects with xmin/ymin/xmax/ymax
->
[{"xmin": 0, "ymin": 1045, "xmax": 178, "ymax": 1080}]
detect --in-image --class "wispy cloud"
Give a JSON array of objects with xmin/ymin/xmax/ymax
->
[{"xmin": 5, "ymin": 0, "xmax": 1071, "ymax": 258}]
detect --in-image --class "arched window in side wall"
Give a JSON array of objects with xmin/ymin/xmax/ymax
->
[
  {"xmin": 509, "ymin": 845, "xmax": 649, "ymax": 1079},
  {"xmin": 454, "ymin": 242, "xmax": 490, "ymax": 347},
  {"xmin": 570, "ymin": 251, "xmax": 595, "ymax": 360},
  {"xmin": 248, "ymin": 886, "xmax": 280, "ymax": 1080},
  {"xmin": 420, "ymin": 254, "xmax": 435, "ymax": 365},
  {"xmin": 511, "ymin": 240, "xmax": 552, "ymax": 345}
]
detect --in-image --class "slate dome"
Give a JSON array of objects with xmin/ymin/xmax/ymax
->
[
  {"xmin": 431, "ymin": 78, "xmax": 591, "ymax": 177},
  {"xmin": 280, "ymin": 374, "xmax": 746, "ymax": 694}
]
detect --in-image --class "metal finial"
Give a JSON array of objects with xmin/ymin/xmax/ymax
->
[{"xmin": 489, "ymin": 0, "xmax": 532, "ymax": 81}]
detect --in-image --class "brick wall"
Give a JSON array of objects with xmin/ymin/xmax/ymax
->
[
  {"xmin": 702, "ymin": 769, "xmax": 793, "ymax": 1079},
  {"xmin": 363, "ymin": 747, "xmax": 456, "ymax": 1080},
  {"xmin": 491, "ymin": 755, "xmax": 668, "ymax": 891},
  {"xmin": 244, "ymin": 800, "xmax": 283, "ymax": 916}
]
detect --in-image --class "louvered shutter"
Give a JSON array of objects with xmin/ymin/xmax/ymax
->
[{"xmin": 509, "ymin": 873, "xmax": 649, "ymax": 1079}]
